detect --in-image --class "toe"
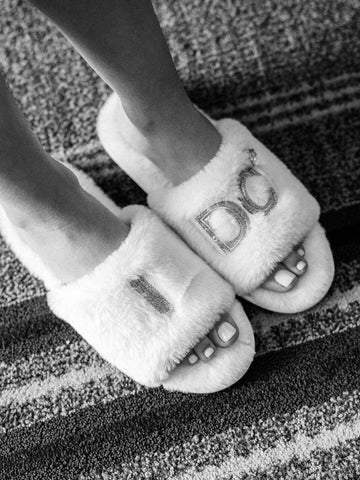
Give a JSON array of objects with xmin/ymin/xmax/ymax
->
[
  {"xmin": 208, "ymin": 313, "xmax": 239, "ymax": 347},
  {"xmin": 282, "ymin": 249, "xmax": 307, "ymax": 276},
  {"xmin": 184, "ymin": 313, "xmax": 238, "ymax": 367},
  {"xmin": 194, "ymin": 336, "xmax": 217, "ymax": 362},
  {"xmin": 296, "ymin": 244, "xmax": 306, "ymax": 257},
  {"xmin": 186, "ymin": 350, "xmax": 199, "ymax": 366},
  {"xmin": 262, "ymin": 265, "xmax": 298, "ymax": 292}
]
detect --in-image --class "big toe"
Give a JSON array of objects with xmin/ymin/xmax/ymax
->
[
  {"xmin": 262, "ymin": 264, "xmax": 298, "ymax": 292},
  {"xmin": 208, "ymin": 313, "xmax": 239, "ymax": 347},
  {"xmin": 261, "ymin": 245, "xmax": 309, "ymax": 292}
]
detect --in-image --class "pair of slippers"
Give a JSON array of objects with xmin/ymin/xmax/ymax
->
[{"xmin": 0, "ymin": 94, "xmax": 334, "ymax": 394}]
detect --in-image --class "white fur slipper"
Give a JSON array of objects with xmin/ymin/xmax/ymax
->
[
  {"xmin": 0, "ymin": 166, "xmax": 255, "ymax": 394},
  {"xmin": 97, "ymin": 94, "xmax": 334, "ymax": 313}
]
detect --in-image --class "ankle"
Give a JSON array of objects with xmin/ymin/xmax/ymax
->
[
  {"xmin": 3, "ymin": 160, "xmax": 82, "ymax": 231},
  {"xmin": 120, "ymin": 94, "xmax": 221, "ymax": 184},
  {"xmin": 7, "ymin": 172, "xmax": 130, "ymax": 283},
  {"xmin": 121, "ymin": 88, "xmax": 195, "ymax": 137},
  {"xmin": 161, "ymin": 109, "xmax": 221, "ymax": 184}
]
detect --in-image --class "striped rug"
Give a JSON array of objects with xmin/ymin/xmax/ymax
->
[{"xmin": 1, "ymin": 0, "xmax": 360, "ymax": 478}]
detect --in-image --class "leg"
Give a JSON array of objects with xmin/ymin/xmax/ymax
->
[
  {"xmin": 29, "ymin": 0, "xmax": 307, "ymax": 293},
  {"xmin": 0, "ymin": 72, "xmax": 129, "ymax": 282},
  {"xmin": 0, "ymin": 72, "xmax": 238, "ymax": 365},
  {"xmin": 29, "ymin": 0, "xmax": 220, "ymax": 185}
]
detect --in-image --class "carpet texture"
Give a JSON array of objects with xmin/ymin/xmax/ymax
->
[{"xmin": 1, "ymin": 0, "xmax": 360, "ymax": 478}]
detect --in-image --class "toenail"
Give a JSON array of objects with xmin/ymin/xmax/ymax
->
[
  {"xmin": 218, "ymin": 321, "xmax": 237, "ymax": 342},
  {"xmin": 274, "ymin": 270, "xmax": 296, "ymax": 288},
  {"xmin": 188, "ymin": 354, "xmax": 198, "ymax": 365},
  {"xmin": 297, "ymin": 248, "xmax": 305, "ymax": 256},
  {"xmin": 296, "ymin": 260, "xmax": 306, "ymax": 271},
  {"xmin": 204, "ymin": 346, "xmax": 215, "ymax": 358}
]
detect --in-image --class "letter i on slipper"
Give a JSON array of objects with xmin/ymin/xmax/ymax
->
[
  {"xmin": 0, "ymin": 165, "xmax": 254, "ymax": 393},
  {"xmin": 98, "ymin": 94, "xmax": 335, "ymax": 313}
]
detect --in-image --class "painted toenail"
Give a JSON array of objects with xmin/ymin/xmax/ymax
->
[
  {"xmin": 188, "ymin": 354, "xmax": 198, "ymax": 365},
  {"xmin": 296, "ymin": 260, "xmax": 306, "ymax": 271},
  {"xmin": 274, "ymin": 270, "xmax": 296, "ymax": 288},
  {"xmin": 297, "ymin": 248, "xmax": 305, "ymax": 256},
  {"xmin": 218, "ymin": 322, "xmax": 237, "ymax": 342},
  {"xmin": 204, "ymin": 346, "xmax": 215, "ymax": 358}
]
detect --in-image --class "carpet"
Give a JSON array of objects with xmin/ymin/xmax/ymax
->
[{"xmin": 1, "ymin": 0, "xmax": 360, "ymax": 478}]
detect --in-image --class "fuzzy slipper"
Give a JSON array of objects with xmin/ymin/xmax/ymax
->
[
  {"xmin": 0, "ymin": 166, "xmax": 254, "ymax": 393},
  {"xmin": 97, "ymin": 94, "xmax": 334, "ymax": 313}
]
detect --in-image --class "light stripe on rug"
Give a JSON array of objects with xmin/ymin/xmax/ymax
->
[
  {"xmin": 211, "ymin": 71, "xmax": 360, "ymax": 113},
  {"xmin": 0, "ymin": 365, "xmax": 142, "ymax": 433},
  {"xmin": 0, "ymin": 363, "xmax": 116, "ymax": 409},
  {"xmin": 0, "ymin": 339, "xmax": 99, "ymax": 390},
  {"xmin": 228, "ymin": 83, "xmax": 360, "ymax": 125},
  {"xmin": 255, "ymin": 98, "xmax": 360, "ymax": 134},
  {"xmin": 242, "ymin": 437, "xmax": 360, "ymax": 480},
  {"xmin": 171, "ymin": 416, "xmax": 360, "ymax": 480}
]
